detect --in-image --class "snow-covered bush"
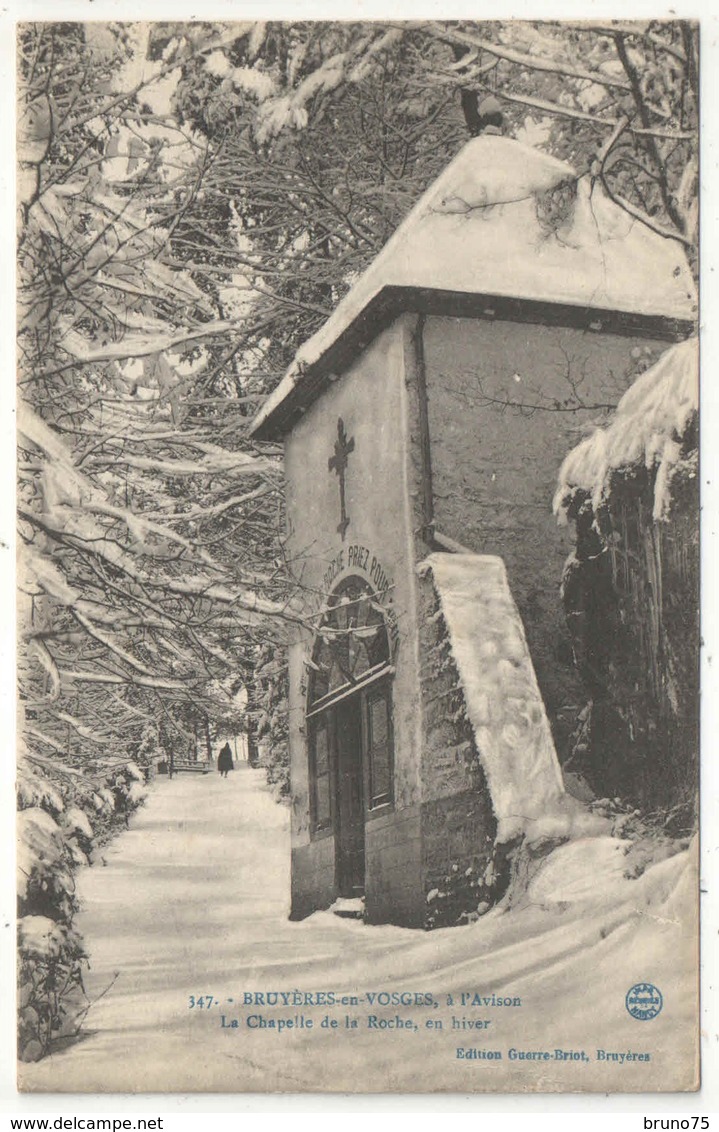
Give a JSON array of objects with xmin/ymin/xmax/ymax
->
[
  {"xmin": 17, "ymin": 759, "xmax": 149, "ymax": 1060},
  {"xmin": 18, "ymin": 806, "xmax": 76, "ymax": 923},
  {"xmin": 17, "ymin": 916, "xmax": 87, "ymax": 1063},
  {"xmin": 134, "ymin": 724, "xmax": 161, "ymax": 778}
]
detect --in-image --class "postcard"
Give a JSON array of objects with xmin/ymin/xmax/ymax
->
[{"xmin": 15, "ymin": 16, "xmax": 701, "ymax": 1095}]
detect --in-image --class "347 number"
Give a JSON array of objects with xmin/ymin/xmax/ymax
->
[{"xmin": 188, "ymin": 995, "xmax": 215, "ymax": 1009}]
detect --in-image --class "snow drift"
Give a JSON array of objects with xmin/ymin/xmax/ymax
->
[{"xmin": 554, "ymin": 337, "xmax": 698, "ymax": 522}]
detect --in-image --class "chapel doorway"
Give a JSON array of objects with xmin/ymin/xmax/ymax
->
[{"xmin": 306, "ymin": 576, "xmax": 394, "ymax": 901}]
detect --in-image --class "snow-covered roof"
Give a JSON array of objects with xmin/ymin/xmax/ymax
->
[
  {"xmin": 419, "ymin": 552, "xmax": 566, "ymax": 843},
  {"xmin": 554, "ymin": 337, "xmax": 698, "ymax": 522},
  {"xmin": 252, "ymin": 135, "xmax": 696, "ymax": 438}
]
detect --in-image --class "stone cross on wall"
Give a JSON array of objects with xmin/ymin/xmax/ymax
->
[{"xmin": 328, "ymin": 417, "xmax": 355, "ymax": 540}]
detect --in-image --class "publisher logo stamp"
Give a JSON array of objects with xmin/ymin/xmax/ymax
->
[{"xmin": 625, "ymin": 983, "xmax": 663, "ymax": 1020}]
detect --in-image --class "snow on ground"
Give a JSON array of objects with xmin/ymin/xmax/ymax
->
[{"xmin": 20, "ymin": 766, "xmax": 698, "ymax": 1095}]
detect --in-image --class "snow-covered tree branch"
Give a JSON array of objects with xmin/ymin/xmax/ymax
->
[{"xmin": 17, "ymin": 23, "xmax": 300, "ymax": 799}]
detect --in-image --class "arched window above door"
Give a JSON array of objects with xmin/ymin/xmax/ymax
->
[{"xmin": 307, "ymin": 576, "xmax": 391, "ymax": 712}]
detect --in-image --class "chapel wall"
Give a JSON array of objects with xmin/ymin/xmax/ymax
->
[
  {"xmin": 423, "ymin": 315, "xmax": 674, "ymax": 752},
  {"xmin": 289, "ymin": 839, "xmax": 336, "ymax": 921},
  {"xmin": 284, "ymin": 321, "xmax": 423, "ymax": 813},
  {"xmin": 364, "ymin": 806, "xmax": 423, "ymax": 926},
  {"xmin": 283, "ymin": 321, "xmax": 426, "ymax": 916}
]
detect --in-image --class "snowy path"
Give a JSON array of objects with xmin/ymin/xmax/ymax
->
[{"xmin": 20, "ymin": 766, "xmax": 698, "ymax": 1094}]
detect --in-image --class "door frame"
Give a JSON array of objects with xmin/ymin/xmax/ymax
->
[
  {"xmin": 333, "ymin": 692, "xmax": 365, "ymax": 897},
  {"xmin": 305, "ymin": 575, "xmax": 396, "ymax": 899},
  {"xmin": 307, "ymin": 669, "xmax": 395, "ymax": 896}
]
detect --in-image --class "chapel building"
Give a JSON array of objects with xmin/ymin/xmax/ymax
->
[{"xmin": 250, "ymin": 134, "xmax": 696, "ymax": 928}]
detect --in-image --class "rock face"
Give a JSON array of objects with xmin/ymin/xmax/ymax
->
[{"xmin": 553, "ymin": 341, "xmax": 699, "ymax": 824}]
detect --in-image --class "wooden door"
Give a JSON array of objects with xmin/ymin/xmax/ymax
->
[{"xmin": 334, "ymin": 696, "xmax": 365, "ymax": 896}]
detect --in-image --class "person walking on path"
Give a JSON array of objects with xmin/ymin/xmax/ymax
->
[{"xmin": 217, "ymin": 741, "xmax": 234, "ymax": 778}]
